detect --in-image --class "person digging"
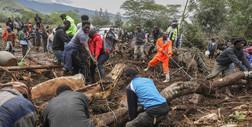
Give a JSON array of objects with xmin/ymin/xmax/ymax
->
[
  {"xmin": 144, "ymin": 32, "xmax": 172, "ymax": 82},
  {"xmin": 206, "ymin": 37, "xmax": 252, "ymax": 97}
]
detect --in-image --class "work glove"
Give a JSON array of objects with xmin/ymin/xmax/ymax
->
[
  {"xmin": 162, "ymin": 50, "xmax": 167, "ymax": 54},
  {"xmin": 244, "ymin": 71, "xmax": 252, "ymax": 78}
]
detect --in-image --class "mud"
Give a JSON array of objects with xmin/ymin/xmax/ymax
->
[{"xmin": 1, "ymin": 43, "xmax": 252, "ymax": 126}]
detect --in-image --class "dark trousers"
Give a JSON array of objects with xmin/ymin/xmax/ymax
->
[
  {"xmin": 209, "ymin": 50, "xmax": 215, "ymax": 59},
  {"xmin": 148, "ymin": 45, "xmax": 155, "ymax": 55},
  {"xmin": 43, "ymin": 38, "xmax": 47, "ymax": 52},
  {"xmin": 22, "ymin": 45, "xmax": 28, "ymax": 57},
  {"xmin": 36, "ymin": 23, "xmax": 41, "ymax": 28},
  {"xmin": 72, "ymin": 51, "xmax": 89, "ymax": 83},
  {"xmin": 90, "ymin": 53, "xmax": 109, "ymax": 82}
]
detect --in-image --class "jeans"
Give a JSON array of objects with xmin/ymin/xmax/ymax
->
[
  {"xmin": 126, "ymin": 111, "xmax": 166, "ymax": 127},
  {"xmin": 53, "ymin": 50, "xmax": 64, "ymax": 62},
  {"xmin": 134, "ymin": 44, "xmax": 145, "ymax": 59},
  {"xmin": 72, "ymin": 51, "xmax": 89, "ymax": 83},
  {"xmin": 5, "ymin": 41, "xmax": 13, "ymax": 52},
  {"xmin": 148, "ymin": 45, "xmax": 155, "ymax": 55},
  {"xmin": 209, "ymin": 50, "xmax": 215, "ymax": 59},
  {"xmin": 90, "ymin": 53, "xmax": 109, "ymax": 82},
  {"xmin": 21, "ymin": 45, "xmax": 28, "ymax": 57}
]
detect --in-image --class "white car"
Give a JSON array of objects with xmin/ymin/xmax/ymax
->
[
  {"xmin": 97, "ymin": 28, "xmax": 118, "ymax": 39},
  {"xmin": 0, "ymin": 25, "xmax": 3, "ymax": 35}
]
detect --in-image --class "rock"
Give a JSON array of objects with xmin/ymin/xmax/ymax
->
[{"xmin": 0, "ymin": 51, "xmax": 17, "ymax": 66}]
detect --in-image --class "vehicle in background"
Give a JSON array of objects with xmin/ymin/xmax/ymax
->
[
  {"xmin": 0, "ymin": 25, "xmax": 3, "ymax": 35},
  {"xmin": 97, "ymin": 27, "xmax": 119, "ymax": 39}
]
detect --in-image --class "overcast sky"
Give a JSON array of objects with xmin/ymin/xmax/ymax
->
[{"xmin": 31, "ymin": 0, "xmax": 186, "ymax": 14}]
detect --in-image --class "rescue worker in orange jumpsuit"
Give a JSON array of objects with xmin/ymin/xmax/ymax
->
[{"xmin": 144, "ymin": 32, "xmax": 172, "ymax": 82}]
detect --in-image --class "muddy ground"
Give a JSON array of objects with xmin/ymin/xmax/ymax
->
[{"xmin": 1, "ymin": 40, "xmax": 252, "ymax": 127}]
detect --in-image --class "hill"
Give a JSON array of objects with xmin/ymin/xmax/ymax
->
[
  {"xmin": 0, "ymin": 0, "xmax": 33, "ymax": 21},
  {"xmin": 15, "ymin": 0, "xmax": 117, "ymax": 17}
]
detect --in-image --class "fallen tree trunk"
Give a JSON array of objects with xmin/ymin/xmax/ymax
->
[
  {"xmin": 160, "ymin": 71, "xmax": 246, "ymax": 102},
  {"xmin": 94, "ymin": 71, "xmax": 248, "ymax": 126},
  {"xmin": 31, "ymin": 74, "xmax": 85, "ymax": 99},
  {"xmin": 1, "ymin": 64, "xmax": 63, "ymax": 71},
  {"xmin": 91, "ymin": 107, "xmax": 128, "ymax": 127}
]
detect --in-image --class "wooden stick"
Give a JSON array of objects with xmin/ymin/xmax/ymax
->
[
  {"xmin": 1, "ymin": 65, "xmax": 63, "ymax": 71},
  {"xmin": 0, "ymin": 72, "xmax": 6, "ymax": 81},
  {"xmin": 183, "ymin": 114, "xmax": 194, "ymax": 126},
  {"xmin": 0, "ymin": 66, "xmax": 18, "ymax": 81}
]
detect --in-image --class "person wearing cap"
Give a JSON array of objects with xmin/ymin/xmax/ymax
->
[
  {"xmin": 42, "ymin": 85, "xmax": 94, "ymax": 127},
  {"xmin": 166, "ymin": 21, "xmax": 180, "ymax": 48},
  {"xmin": 59, "ymin": 14, "xmax": 77, "ymax": 38},
  {"xmin": 122, "ymin": 68, "xmax": 169, "ymax": 127},
  {"xmin": 206, "ymin": 37, "xmax": 252, "ymax": 97},
  {"xmin": 0, "ymin": 82, "xmax": 36, "ymax": 127},
  {"xmin": 144, "ymin": 32, "xmax": 173, "ymax": 82},
  {"xmin": 2, "ymin": 27, "xmax": 16, "ymax": 53}
]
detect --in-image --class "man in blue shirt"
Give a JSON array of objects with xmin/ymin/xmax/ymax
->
[{"xmin": 122, "ymin": 68, "xmax": 169, "ymax": 127}]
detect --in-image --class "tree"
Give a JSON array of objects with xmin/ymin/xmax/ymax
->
[
  {"xmin": 103, "ymin": 9, "xmax": 111, "ymax": 26},
  {"xmin": 92, "ymin": 8, "xmax": 111, "ymax": 27},
  {"xmin": 189, "ymin": 0, "xmax": 227, "ymax": 34},
  {"xmin": 121, "ymin": 0, "xmax": 181, "ymax": 31},
  {"xmin": 114, "ymin": 12, "xmax": 123, "ymax": 28}
]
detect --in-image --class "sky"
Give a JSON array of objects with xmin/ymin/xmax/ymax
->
[{"xmin": 32, "ymin": 0, "xmax": 186, "ymax": 14}]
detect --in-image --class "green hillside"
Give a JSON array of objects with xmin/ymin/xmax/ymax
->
[{"xmin": 0, "ymin": 0, "xmax": 33, "ymax": 22}]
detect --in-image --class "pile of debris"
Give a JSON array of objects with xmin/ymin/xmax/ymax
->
[{"xmin": 1, "ymin": 47, "xmax": 252, "ymax": 127}]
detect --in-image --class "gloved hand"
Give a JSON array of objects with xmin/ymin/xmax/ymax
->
[
  {"xmin": 162, "ymin": 50, "xmax": 167, "ymax": 54},
  {"xmin": 244, "ymin": 71, "xmax": 252, "ymax": 78}
]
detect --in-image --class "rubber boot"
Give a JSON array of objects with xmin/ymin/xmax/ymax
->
[
  {"xmin": 163, "ymin": 73, "xmax": 170, "ymax": 83},
  {"xmin": 144, "ymin": 66, "xmax": 149, "ymax": 71},
  {"xmin": 225, "ymin": 86, "xmax": 233, "ymax": 97}
]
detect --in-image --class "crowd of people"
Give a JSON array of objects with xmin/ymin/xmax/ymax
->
[{"xmin": 1, "ymin": 12, "xmax": 251, "ymax": 127}]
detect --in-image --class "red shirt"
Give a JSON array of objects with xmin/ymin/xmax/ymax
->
[{"xmin": 89, "ymin": 33, "xmax": 109, "ymax": 57}]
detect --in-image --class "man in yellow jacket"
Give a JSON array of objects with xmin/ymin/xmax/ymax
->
[
  {"xmin": 144, "ymin": 32, "xmax": 172, "ymax": 82},
  {"xmin": 60, "ymin": 14, "xmax": 77, "ymax": 38},
  {"xmin": 166, "ymin": 21, "xmax": 180, "ymax": 48}
]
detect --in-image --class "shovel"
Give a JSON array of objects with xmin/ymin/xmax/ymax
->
[{"xmin": 18, "ymin": 45, "xmax": 33, "ymax": 66}]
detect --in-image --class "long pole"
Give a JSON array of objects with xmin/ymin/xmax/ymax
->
[
  {"xmin": 180, "ymin": 0, "xmax": 189, "ymax": 26},
  {"xmin": 179, "ymin": 0, "xmax": 189, "ymax": 48}
]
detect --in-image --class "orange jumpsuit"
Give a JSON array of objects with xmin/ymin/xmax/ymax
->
[{"xmin": 148, "ymin": 38, "xmax": 172, "ymax": 74}]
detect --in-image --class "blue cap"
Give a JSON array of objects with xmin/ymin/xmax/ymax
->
[
  {"xmin": 172, "ymin": 22, "xmax": 178, "ymax": 25},
  {"xmin": 7, "ymin": 27, "xmax": 11, "ymax": 30}
]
